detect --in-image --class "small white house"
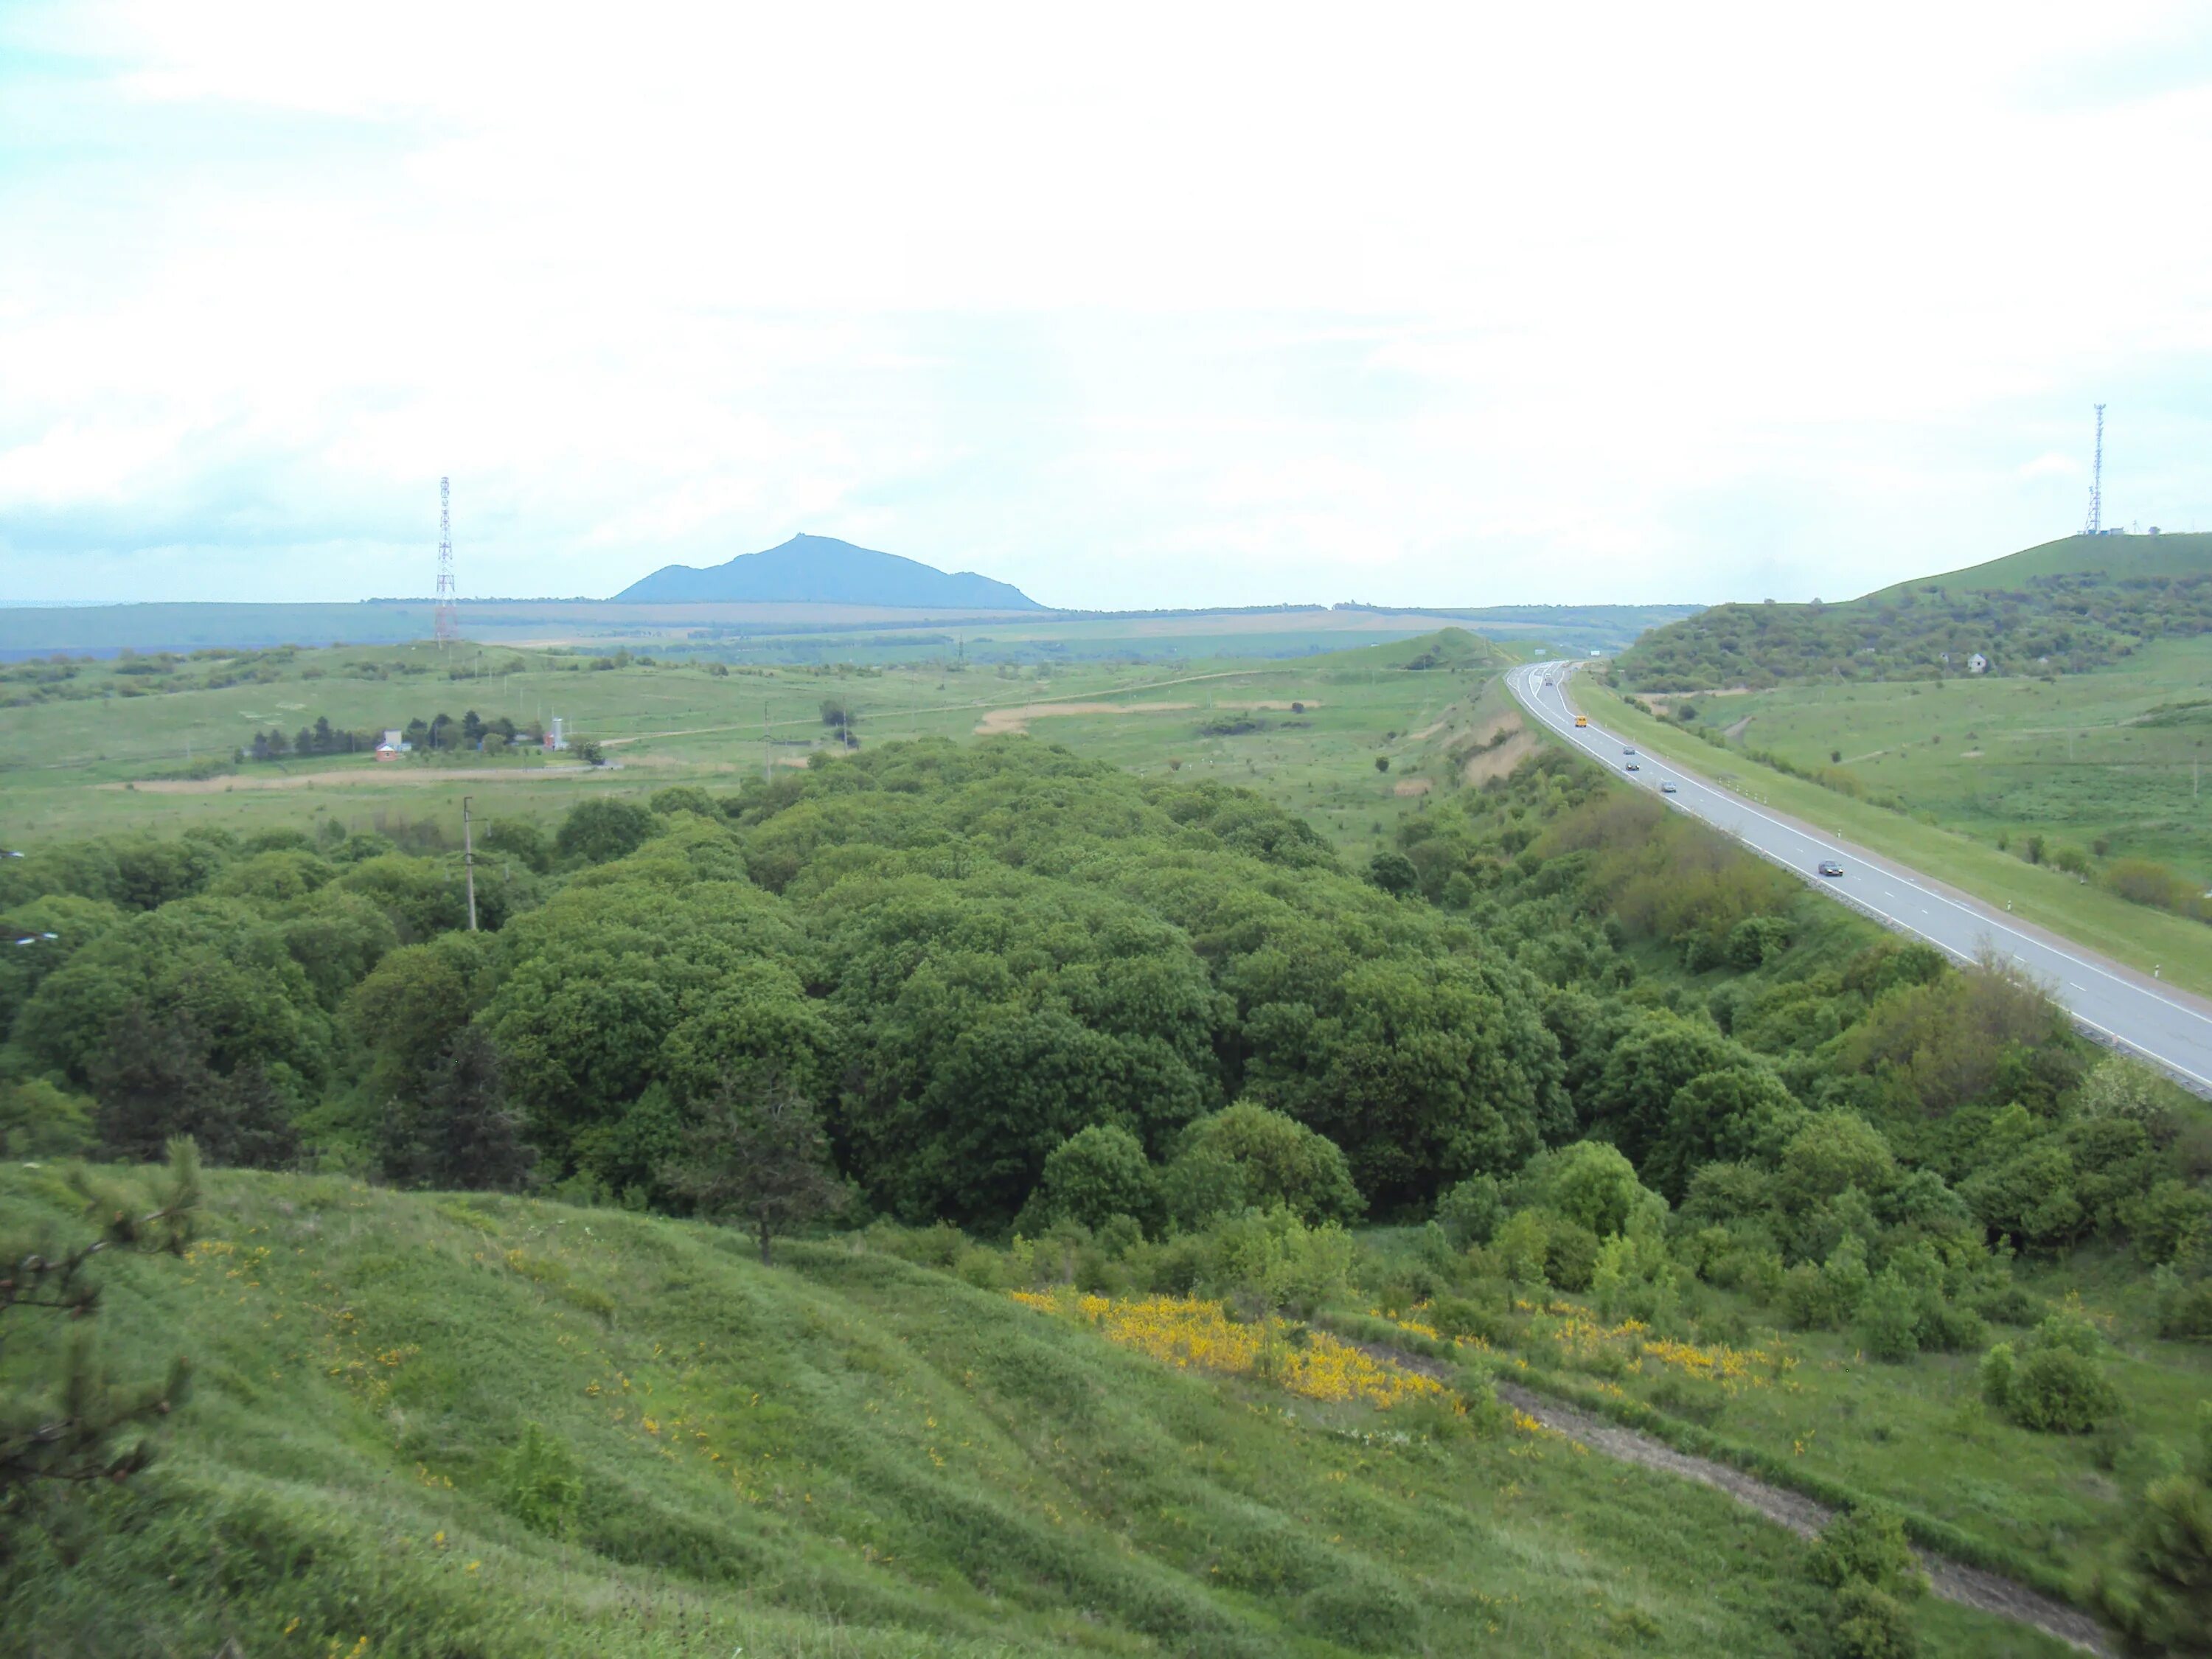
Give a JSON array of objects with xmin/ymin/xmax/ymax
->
[{"xmin": 1968, "ymin": 653, "xmax": 1989, "ymax": 675}]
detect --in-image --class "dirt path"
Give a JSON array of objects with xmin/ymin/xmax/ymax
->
[
  {"xmin": 1339, "ymin": 1330, "xmax": 2110, "ymax": 1654},
  {"xmin": 1490, "ymin": 1382, "xmax": 2112, "ymax": 1655}
]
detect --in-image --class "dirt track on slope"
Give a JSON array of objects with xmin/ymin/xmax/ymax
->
[
  {"xmin": 1489, "ymin": 1380, "xmax": 2113, "ymax": 1655},
  {"xmin": 1340, "ymin": 1329, "xmax": 2112, "ymax": 1655}
]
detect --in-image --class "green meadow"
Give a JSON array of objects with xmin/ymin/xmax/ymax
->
[
  {"xmin": 0, "ymin": 631, "xmax": 1507, "ymax": 864},
  {"xmin": 0, "ymin": 1165, "xmax": 2072, "ymax": 1659}
]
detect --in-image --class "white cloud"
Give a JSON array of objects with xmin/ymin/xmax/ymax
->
[{"xmin": 1, "ymin": 0, "xmax": 2208, "ymax": 606}]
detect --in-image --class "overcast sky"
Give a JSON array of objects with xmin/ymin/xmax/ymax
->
[{"xmin": 2, "ymin": 1, "xmax": 2208, "ymax": 610}]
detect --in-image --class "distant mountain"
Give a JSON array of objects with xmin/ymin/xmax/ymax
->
[
  {"xmin": 611, "ymin": 534, "xmax": 1046, "ymax": 608},
  {"xmin": 1613, "ymin": 531, "xmax": 2212, "ymax": 691}
]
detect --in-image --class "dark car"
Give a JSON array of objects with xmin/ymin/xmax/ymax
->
[
  {"xmin": 1624, "ymin": 762, "xmax": 1641, "ymax": 771},
  {"xmin": 1660, "ymin": 781, "xmax": 1677, "ymax": 794},
  {"xmin": 1622, "ymin": 745, "xmax": 1636, "ymax": 756},
  {"xmin": 1818, "ymin": 860, "xmax": 1844, "ymax": 877}
]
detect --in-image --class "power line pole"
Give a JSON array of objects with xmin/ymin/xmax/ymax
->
[
  {"xmin": 462, "ymin": 794, "xmax": 478, "ymax": 932},
  {"xmin": 2081, "ymin": 405, "xmax": 2105, "ymax": 536},
  {"xmin": 435, "ymin": 476, "xmax": 458, "ymax": 647}
]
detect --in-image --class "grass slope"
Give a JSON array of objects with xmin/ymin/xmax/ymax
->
[
  {"xmin": 2, "ymin": 1169, "xmax": 2062, "ymax": 1658},
  {"xmin": 1868, "ymin": 532, "xmax": 2212, "ymax": 600}
]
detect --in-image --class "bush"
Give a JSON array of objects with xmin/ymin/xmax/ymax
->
[
  {"xmin": 1855, "ymin": 1271, "xmax": 1924, "ymax": 1363},
  {"xmin": 1808, "ymin": 1503, "xmax": 1924, "ymax": 1598},
  {"xmin": 1828, "ymin": 1582, "xmax": 1919, "ymax": 1659},
  {"xmin": 1295, "ymin": 1576, "xmax": 1421, "ymax": 1652},
  {"xmin": 554, "ymin": 798, "xmax": 657, "ymax": 865},
  {"xmin": 2153, "ymin": 1267, "xmax": 2212, "ymax": 1341},
  {"xmin": 2126, "ymin": 1180, "xmax": 2212, "ymax": 1267},
  {"xmin": 1983, "ymin": 1340, "xmax": 2119, "ymax": 1433},
  {"xmin": 1436, "ymin": 1173, "xmax": 1503, "ymax": 1247},
  {"xmin": 1367, "ymin": 850, "xmax": 1418, "ymax": 895},
  {"xmin": 498, "ymin": 1422, "xmax": 583, "ymax": 1540},
  {"xmin": 1169, "ymin": 1103, "xmax": 1363, "ymax": 1225},
  {"xmin": 1725, "ymin": 914, "xmax": 1792, "ymax": 970},
  {"xmin": 1527, "ymin": 1141, "xmax": 1661, "ymax": 1239},
  {"xmin": 1028, "ymin": 1124, "xmax": 1158, "ymax": 1233},
  {"xmin": 1213, "ymin": 1207, "xmax": 1356, "ymax": 1313}
]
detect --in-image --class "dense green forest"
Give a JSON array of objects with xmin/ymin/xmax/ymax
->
[
  {"xmin": 1615, "ymin": 571, "xmax": 2212, "ymax": 689},
  {"xmin": 6, "ymin": 739, "xmax": 2211, "ymax": 1655}
]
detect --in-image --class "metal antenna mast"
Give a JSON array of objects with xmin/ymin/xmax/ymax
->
[
  {"xmin": 434, "ymin": 476, "xmax": 457, "ymax": 646},
  {"xmin": 2081, "ymin": 406, "xmax": 2105, "ymax": 536}
]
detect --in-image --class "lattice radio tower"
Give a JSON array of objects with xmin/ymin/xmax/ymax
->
[
  {"xmin": 440, "ymin": 473, "xmax": 462, "ymax": 650},
  {"xmin": 2081, "ymin": 405, "xmax": 2105, "ymax": 537}
]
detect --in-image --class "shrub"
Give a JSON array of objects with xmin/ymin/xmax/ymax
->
[
  {"xmin": 1367, "ymin": 850, "xmax": 1417, "ymax": 894},
  {"xmin": 1527, "ymin": 1141, "xmax": 1661, "ymax": 1238},
  {"xmin": 648, "ymin": 785, "xmax": 721, "ymax": 818},
  {"xmin": 1213, "ymin": 1206, "xmax": 1355, "ymax": 1313},
  {"xmin": 554, "ymin": 798, "xmax": 656, "ymax": 865},
  {"xmin": 498, "ymin": 1422, "xmax": 583, "ymax": 1539},
  {"xmin": 2126, "ymin": 1180, "xmax": 2212, "ymax": 1267},
  {"xmin": 2152, "ymin": 1267, "xmax": 2212, "ymax": 1341},
  {"xmin": 1170, "ymin": 1104, "xmax": 1363, "ymax": 1225},
  {"xmin": 1295, "ymin": 1576, "xmax": 1421, "ymax": 1652},
  {"xmin": 1029, "ymin": 1124, "xmax": 1158, "ymax": 1233},
  {"xmin": 1986, "ymin": 1342, "xmax": 2119, "ymax": 1433},
  {"xmin": 1828, "ymin": 1582, "xmax": 1919, "ymax": 1659},
  {"xmin": 1724, "ymin": 914, "xmax": 1792, "ymax": 970},
  {"xmin": 1435, "ymin": 1173, "xmax": 1503, "ymax": 1247},
  {"xmin": 1856, "ymin": 1271, "xmax": 1924, "ymax": 1363},
  {"xmin": 1808, "ymin": 1503, "xmax": 1924, "ymax": 1598}
]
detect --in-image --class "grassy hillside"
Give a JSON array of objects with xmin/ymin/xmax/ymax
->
[
  {"xmin": 1868, "ymin": 533, "xmax": 2212, "ymax": 600},
  {"xmin": 0, "ymin": 1166, "xmax": 2059, "ymax": 1658},
  {"xmin": 1615, "ymin": 536, "xmax": 2212, "ymax": 692}
]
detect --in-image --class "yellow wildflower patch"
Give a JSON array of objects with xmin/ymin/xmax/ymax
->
[{"xmin": 1010, "ymin": 1292, "xmax": 1455, "ymax": 1413}]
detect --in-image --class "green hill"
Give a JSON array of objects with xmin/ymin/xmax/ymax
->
[
  {"xmin": 4, "ymin": 1166, "xmax": 1883, "ymax": 1659},
  {"xmin": 1867, "ymin": 532, "xmax": 2212, "ymax": 601},
  {"xmin": 1616, "ymin": 534, "xmax": 2212, "ymax": 691}
]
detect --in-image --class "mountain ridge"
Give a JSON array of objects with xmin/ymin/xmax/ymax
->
[{"xmin": 611, "ymin": 532, "xmax": 1046, "ymax": 608}]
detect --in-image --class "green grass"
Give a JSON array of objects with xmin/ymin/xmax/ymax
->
[
  {"xmin": 1635, "ymin": 636, "xmax": 2212, "ymax": 879},
  {"xmin": 1460, "ymin": 1272, "xmax": 2212, "ymax": 1594},
  {"xmin": 1575, "ymin": 672, "xmax": 2212, "ymax": 1000},
  {"xmin": 0, "ymin": 633, "xmax": 1503, "ymax": 866},
  {"xmin": 0, "ymin": 1167, "xmax": 2067, "ymax": 1657},
  {"xmin": 1864, "ymin": 532, "xmax": 2212, "ymax": 601}
]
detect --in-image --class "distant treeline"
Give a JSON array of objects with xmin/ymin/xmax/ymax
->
[
  {"xmin": 1616, "ymin": 572, "xmax": 2212, "ymax": 690},
  {"xmin": 242, "ymin": 711, "xmax": 549, "ymax": 762}
]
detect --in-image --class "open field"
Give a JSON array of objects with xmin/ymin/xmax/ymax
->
[
  {"xmin": 0, "ymin": 1165, "xmax": 2072, "ymax": 1658},
  {"xmin": 1575, "ymin": 670, "xmax": 2212, "ymax": 999},
  {"xmin": 0, "ymin": 632, "xmax": 1506, "ymax": 861},
  {"xmin": 0, "ymin": 599, "xmax": 1694, "ymax": 662}
]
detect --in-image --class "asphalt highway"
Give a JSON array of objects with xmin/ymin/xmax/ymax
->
[{"xmin": 1503, "ymin": 662, "xmax": 2212, "ymax": 1095}]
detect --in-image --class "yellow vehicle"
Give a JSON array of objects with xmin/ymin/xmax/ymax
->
[{"xmin": 1573, "ymin": 715, "xmax": 1588, "ymax": 728}]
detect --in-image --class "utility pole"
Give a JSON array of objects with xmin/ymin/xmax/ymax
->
[
  {"xmin": 462, "ymin": 795, "xmax": 478, "ymax": 932},
  {"xmin": 435, "ymin": 477, "xmax": 457, "ymax": 647}
]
